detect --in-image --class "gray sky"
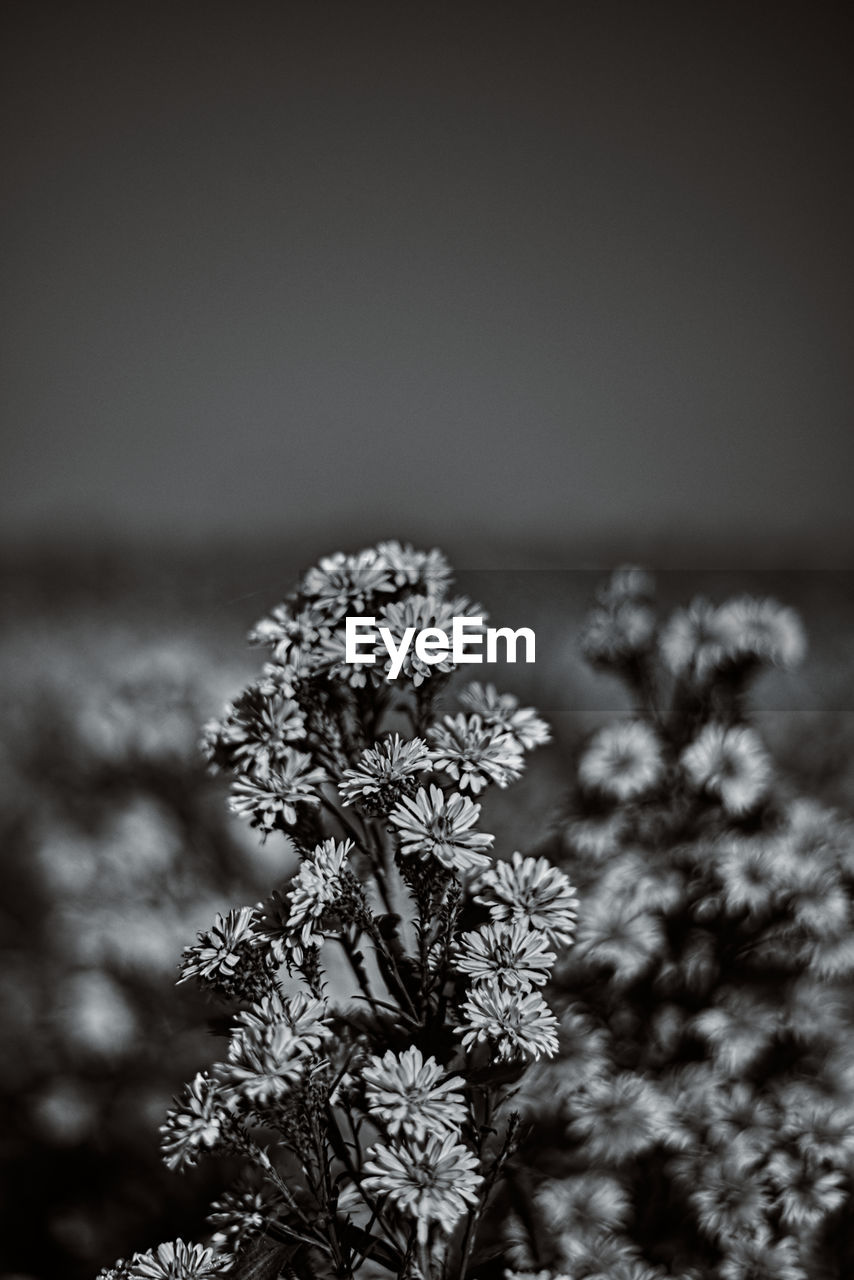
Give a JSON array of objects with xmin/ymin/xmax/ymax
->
[{"xmin": 3, "ymin": 1, "xmax": 853, "ymax": 562}]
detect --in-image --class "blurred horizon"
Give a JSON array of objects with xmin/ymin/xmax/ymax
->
[{"xmin": 3, "ymin": 1, "xmax": 854, "ymax": 558}]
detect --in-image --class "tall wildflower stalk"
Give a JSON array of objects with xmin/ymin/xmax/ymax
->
[
  {"xmin": 509, "ymin": 570, "xmax": 854, "ymax": 1280},
  {"xmin": 98, "ymin": 542, "xmax": 574, "ymax": 1280}
]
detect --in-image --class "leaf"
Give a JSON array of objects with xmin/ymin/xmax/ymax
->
[{"xmin": 336, "ymin": 1219, "xmax": 403, "ymax": 1271}]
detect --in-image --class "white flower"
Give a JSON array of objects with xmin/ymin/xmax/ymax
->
[
  {"xmin": 715, "ymin": 596, "xmax": 807, "ymax": 670},
  {"xmin": 578, "ymin": 721, "xmax": 664, "ymax": 802},
  {"xmin": 248, "ymin": 605, "xmax": 327, "ymax": 672},
  {"xmin": 535, "ymin": 1172, "xmax": 632, "ymax": 1237},
  {"xmin": 661, "ymin": 595, "xmax": 805, "ymax": 681},
  {"xmin": 596, "ymin": 565, "xmax": 656, "ymax": 605},
  {"xmin": 472, "ymin": 852, "xmax": 578, "ymax": 948},
  {"xmin": 374, "ymin": 594, "xmax": 482, "ymax": 685},
  {"xmin": 458, "ymin": 981, "xmax": 559, "ymax": 1061},
  {"xmin": 716, "ymin": 1234, "xmax": 807, "ymax": 1280},
  {"xmin": 581, "ymin": 600, "xmax": 657, "ymax": 667},
  {"xmin": 692, "ymin": 989, "xmax": 781, "ymax": 1076},
  {"xmin": 767, "ymin": 1152, "xmax": 846, "ymax": 1233},
  {"xmin": 566, "ymin": 1072, "xmax": 673, "ymax": 1164},
  {"xmin": 457, "ymin": 682, "xmax": 551, "ymax": 751},
  {"xmin": 286, "ymin": 838, "xmax": 353, "ymax": 943},
  {"xmin": 255, "ymin": 661, "xmax": 299, "ymax": 698},
  {"xmin": 233, "ymin": 990, "xmax": 331, "ymax": 1054},
  {"xmin": 428, "ymin": 713, "xmax": 524, "ymax": 793},
  {"xmin": 160, "ymin": 1073, "xmax": 230, "ymax": 1172},
  {"xmin": 315, "ymin": 624, "xmax": 377, "ymax": 687},
  {"xmin": 362, "ymin": 1132, "xmax": 482, "ymax": 1243},
  {"xmin": 362, "ymin": 1046, "xmax": 468, "ymax": 1140},
  {"xmin": 206, "ymin": 1180, "xmax": 282, "ymax": 1252},
  {"xmin": 573, "ymin": 891, "xmax": 664, "ymax": 987},
  {"xmin": 215, "ymin": 1023, "xmax": 316, "ymax": 1108},
  {"xmin": 339, "ymin": 734, "xmax": 431, "ymax": 810},
  {"xmin": 202, "ymin": 687, "xmax": 306, "ymax": 776},
  {"xmin": 178, "ymin": 907, "xmax": 274, "ymax": 994},
  {"xmin": 374, "ymin": 540, "xmax": 454, "ymax": 594},
  {"xmin": 681, "ymin": 724, "xmax": 771, "ymax": 816},
  {"xmin": 389, "ymin": 784, "xmax": 494, "ymax": 873},
  {"xmin": 128, "ymin": 1239, "xmax": 230, "ymax": 1278},
  {"xmin": 659, "ymin": 598, "xmax": 729, "ymax": 680},
  {"xmin": 456, "ymin": 921, "xmax": 556, "ymax": 990},
  {"xmin": 713, "ymin": 836, "xmax": 779, "ymax": 916},
  {"xmin": 229, "ymin": 750, "xmax": 327, "ymax": 829},
  {"xmin": 301, "ymin": 549, "xmax": 395, "ymax": 620},
  {"xmin": 505, "ymin": 1272, "xmax": 573, "ymax": 1280}
]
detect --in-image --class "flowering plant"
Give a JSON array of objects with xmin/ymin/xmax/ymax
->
[
  {"xmin": 98, "ymin": 542, "xmax": 574, "ymax": 1280},
  {"xmin": 509, "ymin": 570, "xmax": 854, "ymax": 1280}
]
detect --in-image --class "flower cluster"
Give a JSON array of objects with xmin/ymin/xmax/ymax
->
[
  {"xmin": 100, "ymin": 541, "xmax": 568, "ymax": 1279},
  {"xmin": 508, "ymin": 569, "xmax": 854, "ymax": 1280}
]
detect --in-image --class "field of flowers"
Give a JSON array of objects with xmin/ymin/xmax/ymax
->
[{"xmin": 1, "ymin": 543, "xmax": 854, "ymax": 1280}]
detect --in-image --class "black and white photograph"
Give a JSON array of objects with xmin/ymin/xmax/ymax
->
[{"xmin": 3, "ymin": 4, "xmax": 854, "ymax": 1278}]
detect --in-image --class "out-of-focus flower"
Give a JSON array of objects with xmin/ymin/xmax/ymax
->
[
  {"xmin": 712, "ymin": 836, "xmax": 779, "ymax": 917},
  {"xmin": 362, "ymin": 1046, "xmax": 468, "ymax": 1141},
  {"xmin": 563, "ymin": 811, "xmax": 627, "ymax": 862},
  {"xmin": 776, "ymin": 1085, "xmax": 854, "ymax": 1166},
  {"xmin": 578, "ymin": 721, "xmax": 664, "ymax": 803},
  {"xmin": 681, "ymin": 724, "xmax": 771, "ymax": 816},
  {"xmin": 692, "ymin": 989, "xmax": 781, "ymax": 1076},
  {"xmin": 55, "ymin": 969, "xmax": 138, "ymax": 1061},
  {"xmin": 566, "ymin": 1072, "xmax": 676, "ymax": 1165},
  {"xmin": 428, "ymin": 713, "xmax": 524, "ymax": 793},
  {"xmin": 339, "ymin": 734, "xmax": 430, "ymax": 812},
  {"xmin": 505, "ymin": 1271, "xmax": 572, "ymax": 1280},
  {"xmin": 660, "ymin": 595, "xmax": 806, "ymax": 683},
  {"xmin": 581, "ymin": 600, "xmax": 657, "ymax": 668},
  {"xmin": 458, "ymin": 981, "xmax": 559, "ymax": 1061},
  {"xmin": 714, "ymin": 596, "xmax": 807, "ymax": 670},
  {"xmin": 228, "ymin": 750, "xmax": 327, "ymax": 830},
  {"xmin": 597, "ymin": 565, "xmax": 656, "ymax": 605},
  {"xmin": 362, "ymin": 1132, "xmax": 482, "ymax": 1244},
  {"xmin": 767, "ymin": 1151, "xmax": 846, "ymax": 1233},
  {"xmin": 573, "ymin": 893, "xmax": 664, "ymax": 987},
  {"xmin": 473, "ymin": 852, "xmax": 578, "ymax": 948},
  {"xmin": 389, "ymin": 784, "xmax": 494, "ymax": 873},
  {"xmin": 456, "ymin": 921, "xmax": 556, "ymax": 990},
  {"xmin": 536, "ymin": 1173, "xmax": 632, "ymax": 1237},
  {"xmin": 80, "ymin": 644, "xmax": 211, "ymax": 763},
  {"xmin": 457, "ymin": 683, "xmax": 551, "ymax": 751},
  {"xmin": 716, "ymin": 1232, "xmax": 806, "ymax": 1280},
  {"xmin": 686, "ymin": 1141, "xmax": 771, "ymax": 1246},
  {"xmin": 31, "ymin": 1079, "xmax": 97, "ymax": 1146},
  {"xmin": 555, "ymin": 1228, "xmax": 650, "ymax": 1277},
  {"xmin": 659, "ymin": 598, "xmax": 730, "ymax": 681}
]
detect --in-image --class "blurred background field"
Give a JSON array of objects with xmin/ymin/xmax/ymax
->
[{"xmin": 2, "ymin": 539, "xmax": 854, "ymax": 1279}]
